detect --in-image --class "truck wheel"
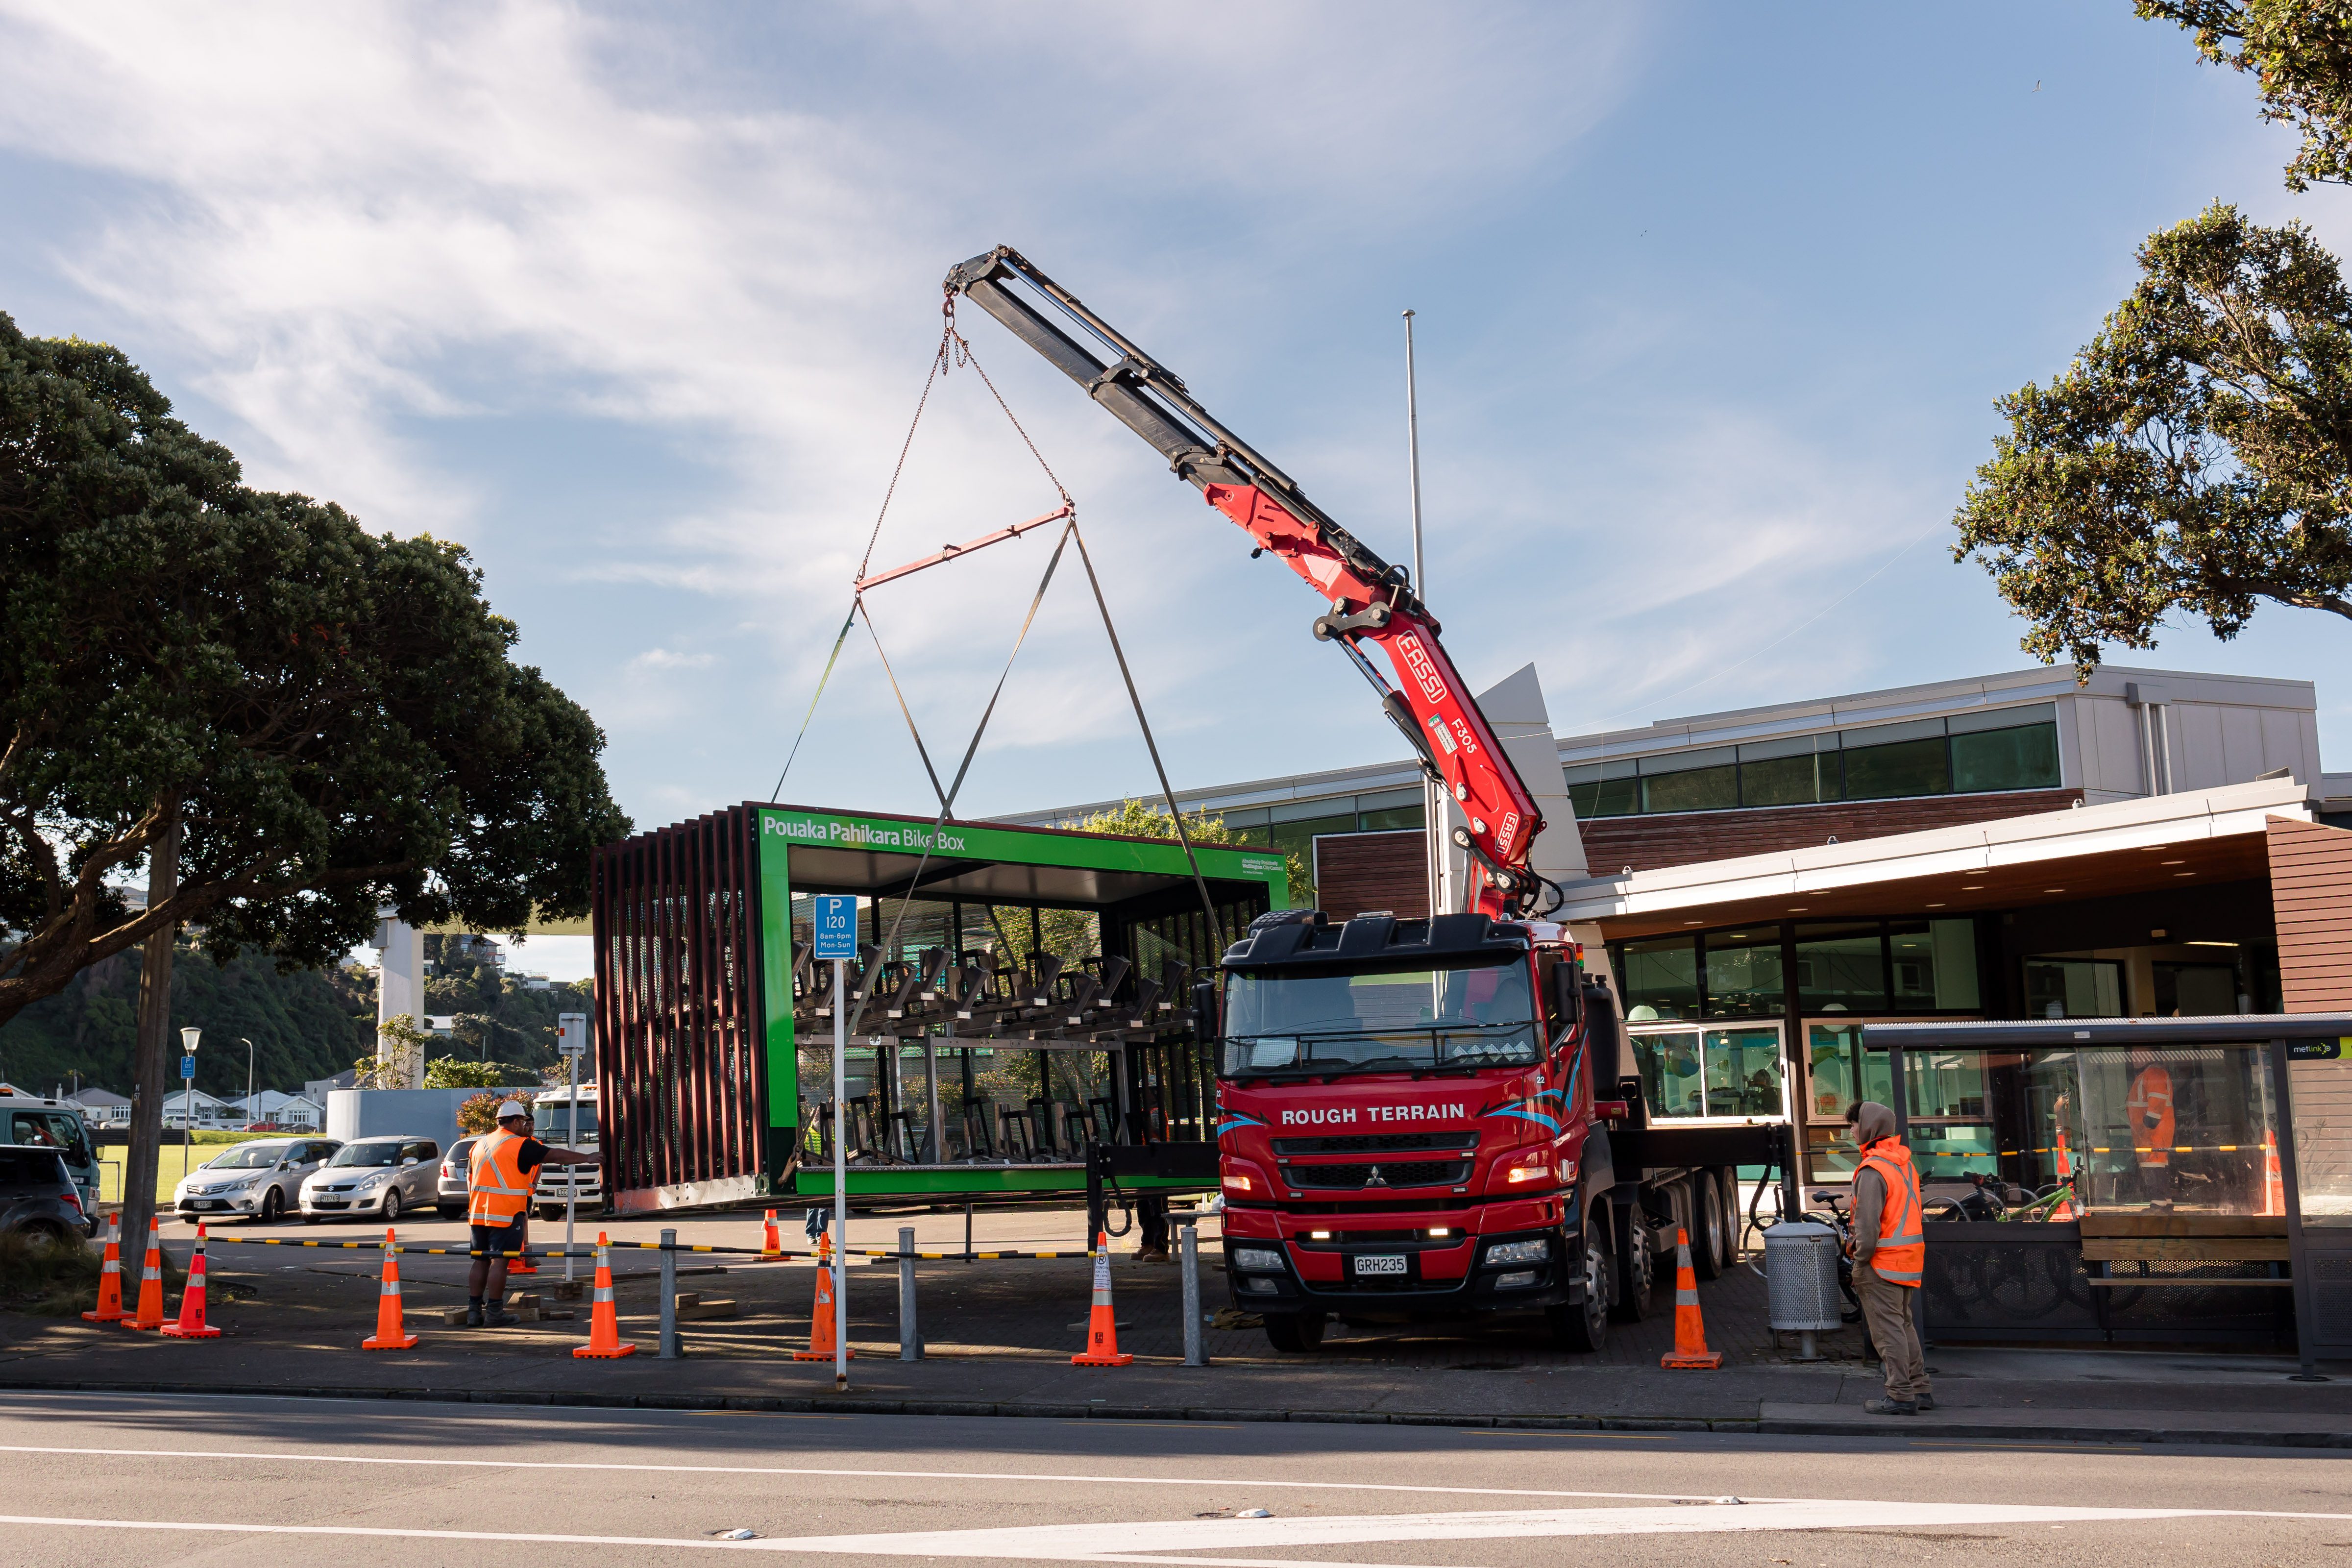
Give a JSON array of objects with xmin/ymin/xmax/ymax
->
[
  {"xmin": 1611, "ymin": 1205, "xmax": 1655, "ymax": 1323},
  {"xmin": 1547, "ymin": 1213, "xmax": 1610, "ymax": 1351},
  {"xmin": 1689, "ymin": 1173, "xmax": 1729, "ymax": 1281},
  {"xmin": 1262, "ymin": 1311, "xmax": 1327, "ymax": 1353}
]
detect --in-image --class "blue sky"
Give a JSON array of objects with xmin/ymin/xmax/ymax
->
[{"xmin": 5, "ymin": 3, "xmax": 2348, "ymax": 977}]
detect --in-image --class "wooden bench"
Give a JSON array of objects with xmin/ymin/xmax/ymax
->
[{"xmin": 2078, "ymin": 1213, "xmax": 2290, "ymax": 1284}]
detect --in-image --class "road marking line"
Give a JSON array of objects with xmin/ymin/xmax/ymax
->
[
  {"xmin": 2, "ymin": 1500, "xmax": 2347, "ymax": 1564},
  {"xmin": 0, "ymin": 1444, "xmax": 1777, "ymax": 1504}
]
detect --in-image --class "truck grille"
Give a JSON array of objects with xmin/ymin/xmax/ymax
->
[
  {"xmin": 1271, "ymin": 1132, "xmax": 1478, "ymax": 1156},
  {"xmin": 1285, "ymin": 1159, "xmax": 1470, "ymax": 1190}
]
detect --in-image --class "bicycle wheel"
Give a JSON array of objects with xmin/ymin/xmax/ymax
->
[{"xmin": 1984, "ymin": 1249, "xmax": 2065, "ymax": 1320}]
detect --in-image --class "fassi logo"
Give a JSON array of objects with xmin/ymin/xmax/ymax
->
[{"xmin": 1396, "ymin": 635, "xmax": 1448, "ymax": 704}]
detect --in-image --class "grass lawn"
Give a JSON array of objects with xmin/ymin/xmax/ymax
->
[{"xmin": 96, "ymin": 1130, "xmax": 286, "ymax": 1208}]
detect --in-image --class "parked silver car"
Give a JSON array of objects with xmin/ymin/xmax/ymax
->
[
  {"xmin": 172, "ymin": 1135, "xmax": 339, "ymax": 1224},
  {"xmin": 299, "ymin": 1135, "xmax": 441, "ymax": 1223},
  {"xmin": 437, "ymin": 1135, "xmax": 478, "ymax": 1218}
]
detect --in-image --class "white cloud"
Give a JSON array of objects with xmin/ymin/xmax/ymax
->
[{"xmin": 627, "ymin": 647, "xmax": 716, "ymax": 672}]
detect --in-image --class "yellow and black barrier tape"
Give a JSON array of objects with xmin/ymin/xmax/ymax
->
[{"xmin": 201, "ymin": 1236, "xmax": 1096, "ymax": 1261}]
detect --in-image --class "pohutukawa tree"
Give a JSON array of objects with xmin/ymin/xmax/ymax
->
[
  {"xmin": 1952, "ymin": 204, "xmax": 2352, "ymax": 673},
  {"xmin": 0, "ymin": 313, "xmax": 629, "ymax": 1240}
]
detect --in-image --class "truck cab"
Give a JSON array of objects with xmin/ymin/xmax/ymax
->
[
  {"xmin": 530, "ymin": 1083, "xmax": 601, "ymax": 1219},
  {"xmin": 1212, "ymin": 908, "xmax": 1622, "ymax": 1352}
]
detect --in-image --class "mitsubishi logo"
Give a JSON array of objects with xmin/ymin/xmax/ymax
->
[{"xmin": 1364, "ymin": 1165, "xmax": 1388, "ymax": 1187}]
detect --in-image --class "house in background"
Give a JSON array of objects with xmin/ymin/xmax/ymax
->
[
  {"xmin": 161, "ymin": 1088, "xmax": 232, "ymax": 1128},
  {"xmin": 66, "ymin": 1087, "xmax": 132, "ymax": 1125},
  {"xmin": 230, "ymin": 1090, "xmax": 324, "ymax": 1129}
]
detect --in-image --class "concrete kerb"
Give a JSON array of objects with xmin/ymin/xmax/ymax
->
[{"xmin": 6, "ymin": 1372, "xmax": 2338, "ymax": 1448}]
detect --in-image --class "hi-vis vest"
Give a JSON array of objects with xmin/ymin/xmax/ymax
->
[
  {"xmin": 1859, "ymin": 1138, "xmax": 1925, "ymax": 1287},
  {"xmin": 469, "ymin": 1128, "xmax": 531, "ymax": 1226},
  {"xmin": 2128, "ymin": 1065, "xmax": 2176, "ymax": 1169}
]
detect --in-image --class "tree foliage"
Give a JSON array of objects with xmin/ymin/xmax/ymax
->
[
  {"xmin": 1067, "ymin": 798, "xmax": 1313, "ymax": 909},
  {"xmin": 424, "ymin": 1055, "xmax": 527, "ymax": 1089},
  {"xmin": 0, "ymin": 314, "xmax": 631, "ymax": 1027},
  {"xmin": 1953, "ymin": 204, "xmax": 2352, "ymax": 674},
  {"xmin": 2140, "ymin": 1, "xmax": 2352, "ymax": 191}
]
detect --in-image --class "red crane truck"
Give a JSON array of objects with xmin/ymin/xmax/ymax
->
[{"xmin": 947, "ymin": 248, "xmax": 1780, "ymax": 1352}]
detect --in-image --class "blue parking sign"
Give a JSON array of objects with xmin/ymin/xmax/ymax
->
[
  {"xmin": 811, "ymin": 894, "xmax": 858, "ymax": 960},
  {"xmin": 180, "ymin": 1055, "xmax": 196, "ymax": 1079}
]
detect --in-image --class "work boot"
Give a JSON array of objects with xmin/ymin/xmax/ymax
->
[
  {"xmin": 483, "ymin": 1298, "xmax": 520, "ymax": 1327},
  {"xmin": 1135, "ymin": 1248, "xmax": 1172, "ymax": 1265},
  {"xmin": 464, "ymin": 1305, "xmax": 485, "ymax": 1328},
  {"xmin": 1914, "ymin": 1393, "xmax": 1935, "ymax": 1411},
  {"xmin": 1862, "ymin": 1397, "xmax": 1918, "ymax": 1416}
]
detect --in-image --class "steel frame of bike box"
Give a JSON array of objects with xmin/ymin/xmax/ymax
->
[{"xmin": 594, "ymin": 801, "xmax": 1288, "ymax": 1214}]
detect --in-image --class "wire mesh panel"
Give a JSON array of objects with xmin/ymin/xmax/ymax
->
[
  {"xmin": 594, "ymin": 805, "xmax": 766, "ymax": 1210},
  {"xmin": 1922, "ymin": 1224, "xmax": 2102, "ymax": 1341}
]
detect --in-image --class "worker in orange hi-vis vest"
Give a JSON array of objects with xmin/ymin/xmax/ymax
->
[{"xmin": 2126, "ymin": 1054, "xmax": 2177, "ymax": 1207}]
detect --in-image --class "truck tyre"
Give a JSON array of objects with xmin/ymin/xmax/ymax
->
[
  {"xmin": 1689, "ymin": 1171, "xmax": 1729, "ymax": 1281},
  {"xmin": 1263, "ymin": 1311, "xmax": 1327, "ymax": 1353},
  {"xmin": 1610, "ymin": 1203, "xmax": 1655, "ymax": 1323},
  {"xmin": 1547, "ymin": 1211, "xmax": 1611, "ymax": 1351}
]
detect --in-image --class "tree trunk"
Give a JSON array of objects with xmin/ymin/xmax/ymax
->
[{"xmin": 121, "ymin": 812, "xmax": 180, "ymax": 1253}]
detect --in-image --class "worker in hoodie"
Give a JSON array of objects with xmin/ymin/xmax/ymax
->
[{"xmin": 1846, "ymin": 1100, "xmax": 1932, "ymax": 1415}]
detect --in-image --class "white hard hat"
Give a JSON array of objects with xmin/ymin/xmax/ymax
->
[{"xmin": 496, "ymin": 1100, "xmax": 530, "ymax": 1120}]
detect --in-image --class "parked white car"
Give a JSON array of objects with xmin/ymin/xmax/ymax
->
[
  {"xmin": 172, "ymin": 1136, "xmax": 340, "ymax": 1225},
  {"xmin": 298, "ymin": 1135, "xmax": 442, "ymax": 1224}
]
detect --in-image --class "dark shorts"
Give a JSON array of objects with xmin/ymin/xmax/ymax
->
[{"xmin": 472, "ymin": 1223, "xmax": 525, "ymax": 1261}]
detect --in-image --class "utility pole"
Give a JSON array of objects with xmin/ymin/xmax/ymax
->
[
  {"xmin": 240, "ymin": 1037, "xmax": 254, "ymax": 1129},
  {"xmin": 123, "ymin": 810, "xmax": 181, "ymax": 1249},
  {"xmin": 1404, "ymin": 309, "xmax": 1443, "ymax": 919}
]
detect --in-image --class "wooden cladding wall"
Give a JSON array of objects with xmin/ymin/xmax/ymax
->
[
  {"xmin": 2267, "ymin": 815, "xmax": 2352, "ymax": 1013},
  {"xmin": 1315, "ymin": 830, "xmax": 1430, "ymax": 920},
  {"xmin": 593, "ymin": 805, "xmax": 767, "ymax": 1204},
  {"xmin": 1578, "ymin": 788, "xmax": 2083, "ymax": 873}
]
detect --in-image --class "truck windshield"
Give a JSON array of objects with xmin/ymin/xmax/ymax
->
[{"xmin": 1221, "ymin": 954, "xmax": 1537, "ymax": 1076}]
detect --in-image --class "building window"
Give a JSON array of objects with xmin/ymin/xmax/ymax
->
[
  {"xmin": 2024, "ymin": 957, "xmax": 2125, "ymax": 1018},
  {"xmin": 1793, "ymin": 922, "xmax": 1888, "ymax": 1014},
  {"xmin": 1639, "ymin": 747, "xmax": 1739, "ymax": 814},
  {"xmin": 1620, "ymin": 934, "xmax": 1699, "ymax": 1020},
  {"xmin": 1564, "ymin": 702, "xmax": 2058, "ymax": 819},
  {"xmin": 1839, "ymin": 719, "xmax": 1949, "ymax": 801},
  {"xmin": 1626, "ymin": 1024, "xmax": 1785, "ymax": 1120},
  {"xmin": 1887, "ymin": 919, "xmax": 1981, "ymax": 1011},
  {"xmin": 2152, "ymin": 961, "xmax": 2239, "ymax": 1016},
  {"xmin": 1736, "ymin": 733, "xmax": 1840, "ymax": 807},
  {"xmin": 1701, "ymin": 928, "xmax": 1786, "ymax": 1017},
  {"xmin": 1564, "ymin": 760, "xmax": 1639, "ymax": 819},
  {"xmin": 1354, "ymin": 786, "xmax": 1426, "ymax": 833}
]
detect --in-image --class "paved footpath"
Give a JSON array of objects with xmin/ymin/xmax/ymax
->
[{"xmin": 14, "ymin": 1204, "xmax": 2346, "ymax": 1449}]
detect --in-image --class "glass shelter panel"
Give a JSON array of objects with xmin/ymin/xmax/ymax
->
[{"xmin": 2291, "ymin": 1044, "xmax": 2352, "ymax": 1227}]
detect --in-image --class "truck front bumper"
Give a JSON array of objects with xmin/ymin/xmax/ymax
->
[{"xmin": 1224, "ymin": 1228, "xmax": 1581, "ymax": 1315}]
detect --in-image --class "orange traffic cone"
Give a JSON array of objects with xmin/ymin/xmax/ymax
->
[
  {"xmin": 1659, "ymin": 1226, "xmax": 1722, "ymax": 1370},
  {"xmin": 82, "ymin": 1214, "xmax": 125, "ymax": 1323},
  {"xmin": 508, "ymin": 1227, "xmax": 538, "ymax": 1275},
  {"xmin": 160, "ymin": 1222, "xmax": 222, "ymax": 1339},
  {"xmin": 793, "ymin": 1233, "xmax": 851, "ymax": 1361},
  {"xmin": 362, "ymin": 1228, "xmax": 419, "ymax": 1350},
  {"xmin": 572, "ymin": 1231, "xmax": 637, "ymax": 1359},
  {"xmin": 2260, "ymin": 1130, "xmax": 2286, "ymax": 1217},
  {"xmin": 123, "ymin": 1214, "xmax": 167, "ymax": 1330},
  {"xmin": 1071, "ymin": 1230, "xmax": 1133, "ymax": 1367},
  {"xmin": 2051, "ymin": 1139, "xmax": 2078, "ymax": 1222},
  {"xmin": 762, "ymin": 1209, "xmax": 783, "ymax": 1259}
]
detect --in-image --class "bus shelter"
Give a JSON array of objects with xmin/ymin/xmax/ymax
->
[
  {"xmin": 1862, "ymin": 1015, "xmax": 2352, "ymax": 1369},
  {"xmin": 592, "ymin": 801, "xmax": 1288, "ymax": 1214}
]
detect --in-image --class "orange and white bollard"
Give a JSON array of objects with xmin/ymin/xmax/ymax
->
[
  {"xmin": 362, "ymin": 1228, "xmax": 419, "ymax": 1350},
  {"xmin": 793, "ymin": 1233, "xmax": 850, "ymax": 1361},
  {"xmin": 122, "ymin": 1214, "xmax": 167, "ymax": 1331},
  {"xmin": 1659, "ymin": 1226, "xmax": 1722, "ymax": 1370},
  {"xmin": 572, "ymin": 1231, "xmax": 637, "ymax": 1359},
  {"xmin": 160, "ymin": 1222, "xmax": 222, "ymax": 1339},
  {"xmin": 762, "ymin": 1209, "xmax": 783, "ymax": 1259},
  {"xmin": 82, "ymin": 1214, "xmax": 125, "ymax": 1323},
  {"xmin": 1071, "ymin": 1230, "xmax": 1133, "ymax": 1367}
]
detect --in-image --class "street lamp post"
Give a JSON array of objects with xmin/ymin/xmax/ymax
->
[
  {"xmin": 178, "ymin": 1026, "xmax": 201, "ymax": 1178},
  {"xmin": 240, "ymin": 1037, "xmax": 255, "ymax": 1130}
]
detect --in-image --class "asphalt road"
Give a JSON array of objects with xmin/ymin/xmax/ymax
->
[{"xmin": 2, "ymin": 1392, "xmax": 2349, "ymax": 1566}]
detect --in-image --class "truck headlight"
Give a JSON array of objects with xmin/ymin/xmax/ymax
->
[
  {"xmin": 1232, "ymin": 1247, "xmax": 1284, "ymax": 1272},
  {"xmin": 1486, "ymin": 1238, "xmax": 1549, "ymax": 1266},
  {"xmin": 1505, "ymin": 1163, "xmax": 1548, "ymax": 1183}
]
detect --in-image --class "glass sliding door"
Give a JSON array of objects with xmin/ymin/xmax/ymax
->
[{"xmin": 1628, "ymin": 1022, "xmax": 1787, "ymax": 1123}]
